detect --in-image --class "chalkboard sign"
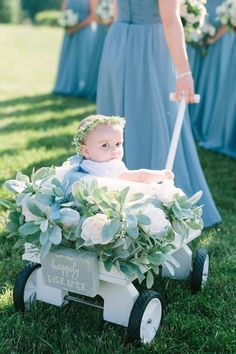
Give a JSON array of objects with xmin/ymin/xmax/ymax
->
[{"xmin": 41, "ymin": 247, "xmax": 99, "ymax": 297}]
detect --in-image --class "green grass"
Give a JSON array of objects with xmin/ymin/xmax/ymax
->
[{"xmin": 0, "ymin": 24, "xmax": 236, "ymax": 353}]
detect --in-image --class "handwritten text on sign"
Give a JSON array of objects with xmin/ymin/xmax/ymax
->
[{"xmin": 41, "ymin": 248, "xmax": 99, "ymax": 297}]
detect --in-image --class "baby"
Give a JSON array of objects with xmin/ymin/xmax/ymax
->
[{"xmin": 73, "ymin": 115, "xmax": 174, "ymax": 184}]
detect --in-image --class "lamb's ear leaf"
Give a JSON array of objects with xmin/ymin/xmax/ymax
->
[
  {"xmin": 146, "ymin": 271, "xmax": 154, "ymax": 289},
  {"xmin": 102, "ymin": 219, "xmax": 121, "ymax": 242}
]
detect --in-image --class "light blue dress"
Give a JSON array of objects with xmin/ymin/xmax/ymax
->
[
  {"xmin": 53, "ymin": 0, "xmax": 106, "ymax": 100},
  {"xmin": 188, "ymin": 0, "xmax": 236, "ymax": 158},
  {"xmin": 96, "ymin": 0, "xmax": 221, "ymax": 227}
]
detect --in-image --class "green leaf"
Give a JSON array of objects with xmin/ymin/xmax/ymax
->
[
  {"xmin": 119, "ymin": 187, "xmax": 130, "ymax": 206},
  {"xmin": 146, "ymin": 271, "xmax": 154, "ymax": 289},
  {"xmin": 26, "ymin": 199, "xmax": 45, "ymax": 218},
  {"xmin": 18, "ymin": 222, "xmax": 40, "ymax": 236},
  {"xmin": 126, "ymin": 214, "xmax": 137, "ymax": 229},
  {"xmin": 75, "ymin": 237, "xmax": 85, "ymax": 249},
  {"xmin": 188, "ymin": 191, "xmax": 202, "ymax": 205},
  {"xmin": 128, "ymin": 262, "xmax": 145, "ymax": 283},
  {"xmin": 40, "ymin": 240, "xmax": 52, "ymax": 258},
  {"xmin": 172, "ymin": 205, "xmax": 183, "ymax": 219},
  {"xmin": 16, "ymin": 172, "xmax": 30, "ymax": 184},
  {"xmin": 4, "ymin": 180, "xmax": 26, "ymax": 193},
  {"xmin": 35, "ymin": 193, "xmax": 54, "ymax": 205},
  {"xmin": 127, "ymin": 226, "xmax": 139, "ymax": 239},
  {"xmin": 49, "ymin": 225, "xmax": 62, "ymax": 245},
  {"xmin": 7, "ymin": 221, "xmax": 19, "ymax": 233},
  {"xmin": 32, "ymin": 167, "xmax": 51, "ymax": 182},
  {"xmin": 72, "ymin": 181, "xmax": 87, "ymax": 200},
  {"xmin": 186, "ymin": 221, "xmax": 202, "ymax": 230},
  {"xmin": 53, "ymin": 187, "xmax": 64, "ymax": 197},
  {"xmin": 104, "ymin": 258, "xmax": 113, "ymax": 272},
  {"xmin": 51, "ymin": 178, "xmax": 61, "ymax": 187},
  {"xmin": 148, "ymin": 252, "xmax": 166, "ymax": 265},
  {"xmin": 120, "ymin": 263, "xmax": 132, "ymax": 278},
  {"xmin": 128, "ymin": 193, "xmax": 144, "ymax": 202},
  {"xmin": 102, "ymin": 219, "xmax": 121, "ymax": 243},
  {"xmin": 40, "ymin": 219, "xmax": 48, "ymax": 232},
  {"xmin": 0, "ymin": 199, "xmax": 17, "ymax": 210},
  {"xmin": 40, "ymin": 230, "xmax": 50, "ymax": 245},
  {"xmin": 137, "ymin": 214, "xmax": 151, "ymax": 225},
  {"xmin": 9, "ymin": 211, "xmax": 20, "ymax": 224}
]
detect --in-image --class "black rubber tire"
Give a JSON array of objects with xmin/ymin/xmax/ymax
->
[
  {"xmin": 13, "ymin": 262, "xmax": 41, "ymax": 311},
  {"xmin": 127, "ymin": 290, "xmax": 162, "ymax": 344},
  {"xmin": 191, "ymin": 248, "xmax": 209, "ymax": 293}
]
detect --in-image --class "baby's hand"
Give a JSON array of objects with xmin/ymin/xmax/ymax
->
[{"xmin": 162, "ymin": 169, "xmax": 174, "ymax": 180}]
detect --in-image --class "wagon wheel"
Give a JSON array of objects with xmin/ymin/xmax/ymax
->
[
  {"xmin": 13, "ymin": 262, "xmax": 41, "ymax": 311},
  {"xmin": 191, "ymin": 248, "xmax": 209, "ymax": 293},
  {"xmin": 127, "ymin": 290, "xmax": 162, "ymax": 344}
]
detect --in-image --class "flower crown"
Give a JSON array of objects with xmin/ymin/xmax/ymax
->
[{"xmin": 73, "ymin": 116, "xmax": 126, "ymax": 155}]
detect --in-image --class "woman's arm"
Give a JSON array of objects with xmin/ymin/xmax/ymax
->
[
  {"xmin": 207, "ymin": 25, "xmax": 228, "ymax": 44},
  {"xmin": 61, "ymin": 0, "xmax": 67, "ymax": 11},
  {"xmin": 67, "ymin": 0, "xmax": 97, "ymax": 34},
  {"xmin": 159, "ymin": 0, "xmax": 194, "ymax": 102}
]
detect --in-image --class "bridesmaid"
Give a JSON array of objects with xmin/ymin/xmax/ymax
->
[
  {"xmin": 96, "ymin": 0, "xmax": 221, "ymax": 227},
  {"xmin": 54, "ymin": 0, "xmax": 106, "ymax": 100},
  {"xmin": 188, "ymin": 0, "xmax": 236, "ymax": 158}
]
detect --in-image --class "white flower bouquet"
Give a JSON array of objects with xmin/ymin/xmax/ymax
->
[
  {"xmin": 58, "ymin": 9, "xmax": 79, "ymax": 28},
  {"xmin": 95, "ymin": 0, "xmax": 114, "ymax": 22},
  {"xmin": 180, "ymin": 0, "xmax": 208, "ymax": 45},
  {"xmin": 0, "ymin": 167, "xmax": 203, "ymax": 289},
  {"xmin": 216, "ymin": 0, "xmax": 236, "ymax": 29}
]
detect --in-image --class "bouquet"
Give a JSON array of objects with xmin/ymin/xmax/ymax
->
[
  {"xmin": 95, "ymin": 0, "xmax": 114, "ymax": 22},
  {"xmin": 58, "ymin": 9, "xmax": 79, "ymax": 28},
  {"xmin": 0, "ymin": 166, "xmax": 203, "ymax": 289},
  {"xmin": 180, "ymin": 0, "xmax": 208, "ymax": 45},
  {"xmin": 216, "ymin": 0, "xmax": 236, "ymax": 29}
]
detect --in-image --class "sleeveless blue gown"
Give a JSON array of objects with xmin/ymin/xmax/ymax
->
[
  {"xmin": 96, "ymin": 0, "xmax": 221, "ymax": 227},
  {"xmin": 53, "ymin": 0, "xmax": 106, "ymax": 100},
  {"xmin": 188, "ymin": 0, "xmax": 236, "ymax": 158}
]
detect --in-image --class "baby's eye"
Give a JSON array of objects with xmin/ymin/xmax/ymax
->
[
  {"xmin": 116, "ymin": 142, "xmax": 122, "ymax": 147},
  {"xmin": 102, "ymin": 143, "xmax": 109, "ymax": 149}
]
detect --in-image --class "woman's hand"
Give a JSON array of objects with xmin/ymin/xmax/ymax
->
[
  {"xmin": 175, "ymin": 73, "xmax": 195, "ymax": 103},
  {"xmin": 66, "ymin": 24, "xmax": 80, "ymax": 35}
]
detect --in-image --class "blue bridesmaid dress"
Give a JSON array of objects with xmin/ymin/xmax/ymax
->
[
  {"xmin": 188, "ymin": 0, "xmax": 236, "ymax": 158},
  {"xmin": 96, "ymin": 0, "xmax": 221, "ymax": 227},
  {"xmin": 85, "ymin": 23, "xmax": 108, "ymax": 100},
  {"xmin": 54, "ymin": 0, "xmax": 106, "ymax": 100}
]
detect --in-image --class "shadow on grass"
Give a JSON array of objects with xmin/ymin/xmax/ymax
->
[
  {"xmin": 26, "ymin": 133, "xmax": 74, "ymax": 150},
  {"xmin": 0, "ymin": 154, "xmax": 70, "ymax": 187},
  {"xmin": 0, "ymin": 93, "xmax": 96, "ymax": 134}
]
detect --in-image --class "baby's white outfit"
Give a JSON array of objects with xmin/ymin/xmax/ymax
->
[{"xmin": 80, "ymin": 159, "xmax": 128, "ymax": 178}]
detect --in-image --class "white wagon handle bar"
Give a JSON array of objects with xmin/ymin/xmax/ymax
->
[{"xmin": 165, "ymin": 93, "xmax": 200, "ymax": 171}]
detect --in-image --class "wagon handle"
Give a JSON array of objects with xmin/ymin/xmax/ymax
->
[{"xmin": 165, "ymin": 93, "xmax": 200, "ymax": 171}]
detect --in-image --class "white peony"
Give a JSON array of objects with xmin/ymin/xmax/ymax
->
[
  {"xmin": 140, "ymin": 204, "xmax": 170, "ymax": 236},
  {"xmin": 155, "ymin": 180, "xmax": 185, "ymax": 205},
  {"xmin": 81, "ymin": 214, "xmax": 111, "ymax": 245}
]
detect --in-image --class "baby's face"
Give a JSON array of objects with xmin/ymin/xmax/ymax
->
[{"xmin": 82, "ymin": 124, "xmax": 124, "ymax": 162}]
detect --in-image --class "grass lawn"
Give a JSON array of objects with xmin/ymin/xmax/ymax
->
[{"xmin": 0, "ymin": 24, "xmax": 236, "ymax": 353}]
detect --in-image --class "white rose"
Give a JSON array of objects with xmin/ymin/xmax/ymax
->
[
  {"xmin": 155, "ymin": 180, "xmax": 185, "ymax": 205},
  {"xmin": 81, "ymin": 214, "xmax": 111, "ymax": 245},
  {"xmin": 140, "ymin": 204, "xmax": 170, "ymax": 236}
]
